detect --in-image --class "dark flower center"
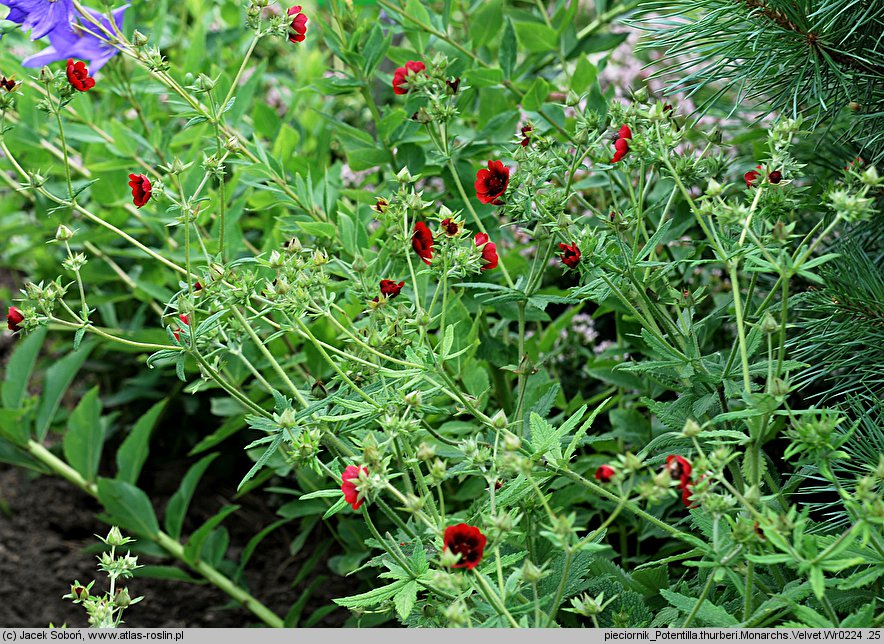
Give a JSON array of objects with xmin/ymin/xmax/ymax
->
[{"xmin": 450, "ymin": 536, "xmax": 480, "ymax": 561}]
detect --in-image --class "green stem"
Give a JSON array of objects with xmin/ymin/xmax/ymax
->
[
  {"xmin": 24, "ymin": 440, "xmax": 284, "ymax": 627},
  {"xmin": 683, "ymin": 572, "xmax": 716, "ymax": 627},
  {"xmin": 544, "ymin": 548, "xmax": 574, "ymax": 627}
]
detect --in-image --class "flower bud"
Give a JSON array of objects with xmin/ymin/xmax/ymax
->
[
  {"xmin": 70, "ymin": 583, "xmax": 89, "ymax": 602},
  {"xmin": 491, "ymin": 410, "xmax": 508, "ymax": 431},
  {"xmin": 114, "ymin": 587, "xmax": 132, "ymax": 608},
  {"xmin": 416, "ymin": 442, "xmax": 436, "ymax": 461},
  {"xmin": 705, "ymin": 178, "xmax": 723, "ymax": 197},
  {"xmin": 396, "ymin": 167, "xmax": 414, "ymax": 183},
  {"xmin": 521, "ymin": 559, "xmax": 545, "ymax": 583},
  {"xmin": 770, "ymin": 377, "xmax": 790, "ymax": 397},
  {"xmin": 760, "ymin": 311, "xmax": 779, "ymax": 335},
  {"xmin": 682, "ymin": 418, "xmax": 702, "ymax": 438},
  {"xmin": 268, "ymin": 249, "xmax": 283, "ymax": 268},
  {"xmin": 429, "ymin": 458, "xmax": 447, "ymax": 482},
  {"xmin": 503, "ymin": 433, "xmax": 521, "ymax": 452},
  {"xmin": 104, "ymin": 526, "xmax": 127, "ymax": 547},
  {"xmin": 405, "ymin": 390, "xmax": 422, "ymax": 407},
  {"xmin": 277, "ymin": 407, "xmax": 297, "ymax": 429},
  {"xmin": 195, "ymin": 73, "xmax": 216, "ymax": 92},
  {"xmin": 402, "ymin": 493, "xmax": 424, "ymax": 514},
  {"xmin": 38, "ymin": 66, "xmax": 54, "ymax": 83},
  {"xmin": 55, "ymin": 224, "xmax": 74, "ymax": 241},
  {"xmin": 861, "ymin": 165, "xmax": 881, "ymax": 188},
  {"xmin": 131, "ymin": 30, "xmax": 149, "ymax": 46}
]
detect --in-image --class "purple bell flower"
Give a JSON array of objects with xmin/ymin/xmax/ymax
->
[
  {"xmin": 1, "ymin": 0, "xmax": 75, "ymax": 40},
  {"xmin": 22, "ymin": 4, "xmax": 128, "ymax": 72}
]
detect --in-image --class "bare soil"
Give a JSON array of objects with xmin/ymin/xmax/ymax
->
[{"xmin": 0, "ymin": 465, "xmax": 351, "ymax": 628}]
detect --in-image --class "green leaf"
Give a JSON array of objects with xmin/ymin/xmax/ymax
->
[
  {"xmin": 2, "ymin": 326, "xmax": 47, "ymax": 409},
  {"xmin": 334, "ymin": 579, "xmax": 408, "ymax": 609},
  {"xmin": 96, "ymin": 478, "xmax": 159, "ymax": 537},
  {"xmin": 660, "ymin": 588, "xmax": 738, "ymax": 626},
  {"xmin": 323, "ymin": 497, "xmax": 348, "ymax": 519},
  {"xmin": 564, "ymin": 397, "xmax": 611, "ymax": 460},
  {"xmin": 183, "ymin": 504, "xmax": 239, "ymax": 563},
  {"xmin": 463, "ymin": 68, "xmax": 503, "ymax": 88},
  {"xmin": 570, "ymin": 58, "xmax": 597, "ymax": 94},
  {"xmin": 393, "ymin": 580, "xmax": 418, "ymax": 621},
  {"xmin": 63, "ymin": 387, "xmax": 104, "ymax": 483},
  {"xmin": 35, "ymin": 342, "xmax": 95, "ymax": 440},
  {"xmin": 164, "ymin": 453, "xmax": 219, "ymax": 540},
  {"xmin": 521, "ymin": 77, "xmax": 550, "ymax": 111},
  {"xmin": 470, "ymin": 0, "xmax": 502, "ymax": 48},
  {"xmin": 499, "ymin": 18, "xmax": 517, "ymax": 79},
  {"xmin": 514, "ymin": 21, "xmax": 558, "ymax": 52},
  {"xmin": 136, "ymin": 565, "xmax": 203, "ymax": 584},
  {"xmin": 362, "ymin": 24, "xmax": 392, "ymax": 76},
  {"xmin": 403, "ymin": 0, "xmax": 431, "ymax": 52},
  {"xmin": 116, "ymin": 399, "xmax": 166, "ymax": 485}
]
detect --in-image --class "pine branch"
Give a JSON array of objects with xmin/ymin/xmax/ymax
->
[{"xmin": 740, "ymin": 0, "xmax": 884, "ymax": 76}]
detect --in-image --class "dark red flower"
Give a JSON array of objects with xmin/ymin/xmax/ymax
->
[
  {"xmin": 7, "ymin": 306, "xmax": 24, "ymax": 332},
  {"xmin": 494, "ymin": 479, "xmax": 504, "ymax": 490},
  {"xmin": 287, "ymin": 5, "xmax": 308, "ymax": 43},
  {"xmin": 474, "ymin": 233, "xmax": 498, "ymax": 271},
  {"xmin": 474, "ymin": 160, "xmax": 510, "ymax": 205},
  {"xmin": 440, "ymin": 218, "xmax": 460, "ymax": 236},
  {"xmin": 193, "ymin": 281, "xmax": 203, "ymax": 292},
  {"xmin": 445, "ymin": 78, "xmax": 461, "ymax": 95},
  {"xmin": 594, "ymin": 465, "xmax": 616, "ymax": 483},
  {"xmin": 66, "ymin": 59, "xmax": 95, "ymax": 92},
  {"xmin": 379, "ymin": 279, "xmax": 404, "ymax": 299},
  {"xmin": 392, "ymin": 61, "xmax": 426, "ymax": 95},
  {"xmin": 443, "ymin": 523, "xmax": 486, "ymax": 570},
  {"xmin": 412, "ymin": 221, "xmax": 434, "ymax": 265},
  {"xmin": 520, "ymin": 125, "xmax": 533, "ymax": 147},
  {"xmin": 173, "ymin": 314, "xmax": 189, "ymax": 343},
  {"xmin": 341, "ymin": 465, "xmax": 368, "ymax": 510},
  {"xmin": 128, "ymin": 173, "xmax": 152, "ymax": 208},
  {"xmin": 0, "ymin": 76, "xmax": 16, "ymax": 92},
  {"xmin": 373, "ymin": 198, "xmax": 388, "ymax": 214},
  {"xmin": 768, "ymin": 170, "xmax": 782, "ymax": 184},
  {"xmin": 663, "ymin": 103, "xmax": 673, "ymax": 113},
  {"xmin": 559, "ymin": 242, "xmax": 580, "ymax": 269},
  {"xmin": 665, "ymin": 454, "xmax": 692, "ymax": 484},
  {"xmin": 610, "ymin": 125, "xmax": 632, "ymax": 164}
]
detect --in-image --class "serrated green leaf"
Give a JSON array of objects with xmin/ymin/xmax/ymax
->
[{"xmin": 393, "ymin": 580, "xmax": 418, "ymax": 621}]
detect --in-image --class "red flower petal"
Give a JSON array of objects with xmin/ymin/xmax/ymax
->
[
  {"xmin": 341, "ymin": 465, "xmax": 368, "ymax": 510},
  {"xmin": 474, "ymin": 233, "xmax": 498, "ymax": 270},
  {"xmin": 558, "ymin": 242, "xmax": 581, "ymax": 269},
  {"xmin": 594, "ymin": 465, "xmax": 615, "ymax": 483},
  {"xmin": 443, "ymin": 523, "xmax": 486, "ymax": 569},
  {"xmin": 392, "ymin": 61, "xmax": 426, "ymax": 95},
  {"xmin": 7, "ymin": 306, "xmax": 24, "ymax": 332},
  {"xmin": 411, "ymin": 221, "xmax": 434, "ymax": 265},
  {"xmin": 379, "ymin": 279, "xmax": 404, "ymax": 298},
  {"xmin": 128, "ymin": 173, "xmax": 152, "ymax": 208},
  {"xmin": 66, "ymin": 59, "xmax": 95, "ymax": 92},
  {"xmin": 474, "ymin": 160, "xmax": 510, "ymax": 205}
]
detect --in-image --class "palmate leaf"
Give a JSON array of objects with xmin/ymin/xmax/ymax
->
[{"xmin": 660, "ymin": 588, "xmax": 738, "ymax": 627}]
